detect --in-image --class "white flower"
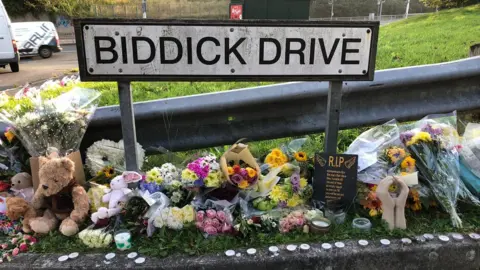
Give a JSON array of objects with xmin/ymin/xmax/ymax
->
[
  {"xmin": 272, "ymin": 223, "xmax": 277, "ymax": 228},
  {"xmin": 209, "ymin": 162, "xmax": 220, "ymax": 171},
  {"xmin": 154, "ymin": 216, "xmax": 165, "ymax": 228}
]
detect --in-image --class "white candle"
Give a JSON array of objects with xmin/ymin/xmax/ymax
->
[{"xmin": 312, "ymin": 220, "xmax": 330, "ymax": 228}]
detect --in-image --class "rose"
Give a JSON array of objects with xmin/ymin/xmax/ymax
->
[
  {"xmin": 196, "ymin": 221, "xmax": 204, "ymax": 229},
  {"xmin": 230, "ymin": 174, "xmax": 243, "ymax": 184},
  {"xmin": 204, "ymin": 226, "xmax": 218, "ymax": 235},
  {"xmin": 206, "ymin": 210, "xmax": 217, "ymax": 219},
  {"xmin": 203, "ymin": 218, "xmax": 214, "ymax": 228},
  {"xmin": 211, "ymin": 218, "xmax": 220, "ymax": 229},
  {"xmin": 29, "ymin": 237, "xmax": 37, "ymax": 245},
  {"xmin": 23, "ymin": 235, "xmax": 31, "ymax": 241},
  {"xmin": 12, "ymin": 248, "xmax": 19, "ymax": 257},
  {"xmin": 19, "ymin": 243, "xmax": 28, "ymax": 252},
  {"xmin": 1, "ymin": 244, "xmax": 8, "ymax": 250},
  {"xmin": 295, "ymin": 218, "xmax": 304, "ymax": 226},
  {"xmin": 196, "ymin": 211, "xmax": 205, "ymax": 222},
  {"xmin": 216, "ymin": 211, "xmax": 226, "ymax": 222},
  {"xmin": 10, "ymin": 238, "xmax": 18, "ymax": 245}
]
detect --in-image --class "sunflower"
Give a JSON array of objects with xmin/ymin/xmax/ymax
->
[
  {"xmin": 271, "ymin": 148, "xmax": 283, "ymax": 157},
  {"xmin": 294, "ymin": 151, "xmax": 307, "ymax": 162},
  {"xmin": 102, "ymin": 166, "xmax": 115, "ymax": 178}
]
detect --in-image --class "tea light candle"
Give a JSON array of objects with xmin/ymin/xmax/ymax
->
[
  {"xmin": 380, "ymin": 239, "xmax": 391, "ymax": 246},
  {"xmin": 105, "ymin": 253, "xmax": 116, "ymax": 260},
  {"xmin": 358, "ymin": 240, "xmax": 368, "ymax": 246},
  {"xmin": 469, "ymin": 233, "xmax": 480, "ymax": 240},
  {"xmin": 401, "ymin": 238, "xmax": 412, "ymax": 245},
  {"xmin": 58, "ymin": 255, "xmax": 69, "ymax": 262},
  {"xmin": 269, "ymin": 246, "xmax": 279, "ymax": 254},
  {"xmin": 423, "ymin": 233, "xmax": 434, "ymax": 241},
  {"xmin": 321, "ymin": 243, "xmax": 332, "ymax": 250},
  {"xmin": 438, "ymin": 235, "xmax": 450, "ymax": 242},
  {"xmin": 334, "ymin": 242, "xmax": 345, "ymax": 248},
  {"xmin": 312, "ymin": 220, "xmax": 330, "ymax": 227},
  {"xmin": 68, "ymin": 252, "xmax": 79, "ymax": 259},
  {"xmin": 114, "ymin": 231, "xmax": 132, "ymax": 251},
  {"xmin": 451, "ymin": 233, "xmax": 463, "ymax": 241},
  {"xmin": 225, "ymin": 250, "xmax": 235, "ymax": 257},
  {"xmin": 286, "ymin": 244, "xmax": 297, "ymax": 252},
  {"xmin": 300, "ymin": 244, "xmax": 310, "ymax": 251},
  {"xmin": 247, "ymin": 248, "xmax": 256, "ymax": 255}
]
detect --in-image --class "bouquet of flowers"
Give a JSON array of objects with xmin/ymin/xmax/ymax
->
[
  {"xmin": 195, "ymin": 209, "xmax": 233, "ymax": 236},
  {"xmin": 0, "ymin": 233, "xmax": 37, "ymax": 263},
  {"xmin": 234, "ymin": 214, "xmax": 279, "ymax": 237},
  {"xmin": 226, "ymin": 164, "xmax": 258, "ymax": 190},
  {"xmin": 78, "ymin": 225, "xmax": 113, "ymax": 248},
  {"xmin": 0, "ymin": 87, "xmax": 100, "ymax": 157},
  {"xmin": 279, "ymin": 210, "xmax": 307, "ymax": 233},
  {"xmin": 400, "ymin": 113, "xmax": 464, "ymax": 227},
  {"xmin": 459, "ymin": 123, "xmax": 480, "ymax": 197},
  {"xmin": 252, "ymin": 172, "xmax": 312, "ymax": 211},
  {"xmin": 263, "ymin": 138, "xmax": 312, "ymax": 179},
  {"xmin": 181, "ymin": 154, "xmax": 224, "ymax": 189},
  {"xmin": 153, "ymin": 205, "xmax": 195, "ymax": 230}
]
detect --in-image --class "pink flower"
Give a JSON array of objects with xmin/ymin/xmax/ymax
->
[
  {"xmin": 23, "ymin": 235, "xmax": 31, "ymax": 241},
  {"xmin": 195, "ymin": 221, "xmax": 204, "ymax": 229},
  {"xmin": 2, "ymin": 253, "xmax": 9, "ymax": 258},
  {"xmin": 211, "ymin": 218, "xmax": 220, "ymax": 229},
  {"xmin": 204, "ymin": 226, "xmax": 218, "ymax": 235},
  {"xmin": 19, "ymin": 243, "xmax": 28, "ymax": 252},
  {"xmin": 295, "ymin": 218, "xmax": 304, "ymax": 226},
  {"xmin": 203, "ymin": 218, "xmax": 214, "ymax": 228},
  {"xmin": 12, "ymin": 248, "xmax": 19, "ymax": 257},
  {"xmin": 10, "ymin": 238, "xmax": 18, "ymax": 245},
  {"xmin": 206, "ymin": 210, "xmax": 217, "ymax": 219},
  {"xmin": 196, "ymin": 211, "xmax": 205, "ymax": 222},
  {"xmin": 29, "ymin": 237, "xmax": 37, "ymax": 244},
  {"xmin": 292, "ymin": 211, "xmax": 303, "ymax": 218},
  {"xmin": 216, "ymin": 211, "xmax": 226, "ymax": 222},
  {"xmin": 0, "ymin": 244, "xmax": 8, "ymax": 250},
  {"xmin": 222, "ymin": 223, "xmax": 232, "ymax": 233}
]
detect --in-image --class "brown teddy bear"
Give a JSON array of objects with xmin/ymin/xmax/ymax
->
[
  {"xmin": 5, "ymin": 197, "xmax": 51, "ymax": 233},
  {"xmin": 29, "ymin": 153, "xmax": 89, "ymax": 236}
]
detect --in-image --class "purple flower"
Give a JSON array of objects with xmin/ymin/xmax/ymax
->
[
  {"xmin": 290, "ymin": 173, "xmax": 300, "ymax": 187},
  {"xmin": 247, "ymin": 175, "xmax": 257, "ymax": 184},
  {"xmin": 421, "ymin": 124, "xmax": 442, "ymax": 138},
  {"xmin": 139, "ymin": 180, "xmax": 163, "ymax": 193},
  {"xmin": 230, "ymin": 174, "xmax": 243, "ymax": 184},
  {"xmin": 278, "ymin": 201, "xmax": 287, "ymax": 208},
  {"xmin": 240, "ymin": 169, "xmax": 248, "ymax": 178},
  {"xmin": 188, "ymin": 162, "xmax": 208, "ymax": 179},
  {"xmin": 400, "ymin": 132, "xmax": 414, "ymax": 144},
  {"xmin": 194, "ymin": 179, "xmax": 204, "ymax": 187}
]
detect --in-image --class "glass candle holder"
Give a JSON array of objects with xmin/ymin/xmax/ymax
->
[
  {"xmin": 114, "ymin": 229, "xmax": 132, "ymax": 251},
  {"xmin": 352, "ymin": 218, "xmax": 372, "ymax": 232},
  {"xmin": 325, "ymin": 209, "xmax": 346, "ymax": 225}
]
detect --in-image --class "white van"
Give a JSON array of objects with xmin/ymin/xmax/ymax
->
[
  {"xmin": 12, "ymin": 21, "xmax": 62, "ymax": 59},
  {"xmin": 0, "ymin": 0, "xmax": 19, "ymax": 72}
]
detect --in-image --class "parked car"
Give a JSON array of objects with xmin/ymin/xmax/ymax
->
[
  {"xmin": 0, "ymin": 0, "xmax": 19, "ymax": 72},
  {"xmin": 12, "ymin": 21, "xmax": 62, "ymax": 59}
]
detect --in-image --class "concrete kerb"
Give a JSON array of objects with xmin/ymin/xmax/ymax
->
[{"xmin": 1, "ymin": 236, "xmax": 479, "ymax": 269}]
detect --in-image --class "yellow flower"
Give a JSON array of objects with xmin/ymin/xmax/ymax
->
[
  {"xmin": 411, "ymin": 202, "xmax": 422, "ymax": 211},
  {"xmin": 4, "ymin": 130, "xmax": 14, "ymax": 143},
  {"xmin": 181, "ymin": 169, "xmax": 197, "ymax": 182},
  {"xmin": 227, "ymin": 167, "xmax": 234, "ymax": 176},
  {"xmin": 204, "ymin": 172, "xmax": 221, "ymax": 187},
  {"xmin": 246, "ymin": 167, "xmax": 257, "ymax": 178},
  {"xmin": 270, "ymin": 185, "xmax": 288, "ymax": 202},
  {"xmin": 401, "ymin": 156, "xmax": 416, "ymax": 170},
  {"xmin": 271, "ymin": 149, "xmax": 283, "ymax": 157},
  {"xmin": 287, "ymin": 194, "xmax": 303, "ymax": 207},
  {"xmin": 103, "ymin": 166, "xmax": 115, "ymax": 178},
  {"xmin": 171, "ymin": 207, "xmax": 184, "ymax": 221},
  {"xmin": 299, "ymin": 178, "xmax": 307, "ymax": 189},
  {"xmin": 146, "ymin": 168, "xmax": 161, "ymax": 183},
  {"xmin": 238, "ymin": 180, "xmax": 249, "ymax": 189},
  {"xmin": 371, "ymin": 185, "xmax": 378, "ymax": 192},
  {"xmin": 407, "ymin": 132, "xmax": 432, "ymax": 146},
  {"xmin": 369, "ymin": 209, "xmax": 378, "ymax": 217},
  {"xmin": 400, "ymin": 172, "xmax": 408, "ymax": 176},
  {"xmin": 281, "ymin": 154, "xmax": 288, "ymax": 163},
  {"xmin": 294, "ymin": 151, "xmax": 307, "ymax": 162},
  {"xmin": 389, "ymin": 184, "xmax": 397, "ymax": 193},
  {"xmin": 182, "ymin": 205, "xmax": 195, "ymax": 223},
  {"xmin": 155, "ymin": 175, "xmax": 164, "ymax": 185},
  {"xmin": 387, "ymin": 147, "xmax": 406, "ymax": 163},
  {"xmin": 265, "ymin": 154, "xmax": 275, "ymax": 164}
]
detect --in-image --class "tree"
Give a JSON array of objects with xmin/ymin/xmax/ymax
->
[
  {"xmin": 420, "ymin": 0, "xmax": 470, "ymax": 8},
  {"xmin": 4, "ymin": 0, "xmax": 96, "ymax": 18}
]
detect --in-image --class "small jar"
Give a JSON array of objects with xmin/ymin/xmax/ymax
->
[
  {"xmin": 325, "ymin": 209, "xmax": 346, "ymax": 225},
  {"xmin": 114, "ymin": 229, "xmax": 132, "ymax": 251},
  {"xmin": 352, "ymin": 218, "xmax": 372, "ymax": 232},
  {"xmin": 309, "ymin": 217, "xmax": 331, "ymax": 234}
]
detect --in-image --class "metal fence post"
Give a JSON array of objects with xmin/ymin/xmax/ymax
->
[
  {"xmin": 118, "ymin": 81, "xmax": 139, "ymax": 172},
  {"xmin": 324, "ymin": 81, "xmax": 343, "ymax": 153}
]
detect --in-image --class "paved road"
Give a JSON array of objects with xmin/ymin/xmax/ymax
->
[{"xmin": 0, "ymin": 45, "xmax": 78, "ymax": 90}]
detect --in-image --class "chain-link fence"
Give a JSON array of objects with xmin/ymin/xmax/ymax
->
[{"xmin": 90, "ymin": 0, "xmax": 229, "ymax": 19}]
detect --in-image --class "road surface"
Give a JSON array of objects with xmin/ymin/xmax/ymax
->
[{"xmin": 0, "ymin": 45, "xmax": 78, "ymax": 90}]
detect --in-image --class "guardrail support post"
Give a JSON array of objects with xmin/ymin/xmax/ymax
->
[
  {"xmin": 325, "ymin": 81, "xmax": 343, "ymax": 153},
  {"xmin": 118, "ymin": 81, "xmax": 139, "ymax": 172}
]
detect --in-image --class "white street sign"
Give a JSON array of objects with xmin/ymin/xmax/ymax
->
[{"xmin": 76, "ymin": 20, "xmax": 379, "ymax": 81}]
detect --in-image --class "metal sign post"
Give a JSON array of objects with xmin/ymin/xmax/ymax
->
[{"xmin": 74, "ymin": 19, "xmax": 379, "ymax": 171}]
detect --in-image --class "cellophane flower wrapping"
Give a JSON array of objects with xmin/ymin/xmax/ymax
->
[
  {"xmin": 78, "ymin": 224, "xmax": 113, "ymax": 248},
  {"xmin": 153, "ymin": 205, "xmax": 195, "ymax": 231},
  {"xmin": 459, "ymin": 123, "xmax": 480, "ymax": 197},
  {"xmin": 262, "ymin": 138, "xmax": 312, "ymax": 180},
  {"xmin": 400, "ymin": 112, "xmax": 464, "ymax": 227},
  {"xmin": 0, "ymin": 87, "xmax": 100, "ymax": 157}
]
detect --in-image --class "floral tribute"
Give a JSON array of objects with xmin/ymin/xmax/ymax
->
[
  {"xmin": 279, "ymin": 210, "xmax": 306, "ymax": 233},
  {"xmin": 226, "ymin": 164, "xmax": 258, "ymax": 190},
  {"xmin": 0, "ymin": 233, "xmax": 37, "ymax": 263},
  {"xmin": 153, "ymin": 205, "xmax": 195, "ymax": 230},
  {"xmin": 195, "ymin": 209, "xmax": 233, "ymax": 236},
  {"xmin": 181, "ymin": 154, "xmax": 223, "ymax": 189}
]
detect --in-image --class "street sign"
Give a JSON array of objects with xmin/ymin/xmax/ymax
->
[{"xmin": 74, "ymin": 19, "xmax": 379, "ymax": 82}]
